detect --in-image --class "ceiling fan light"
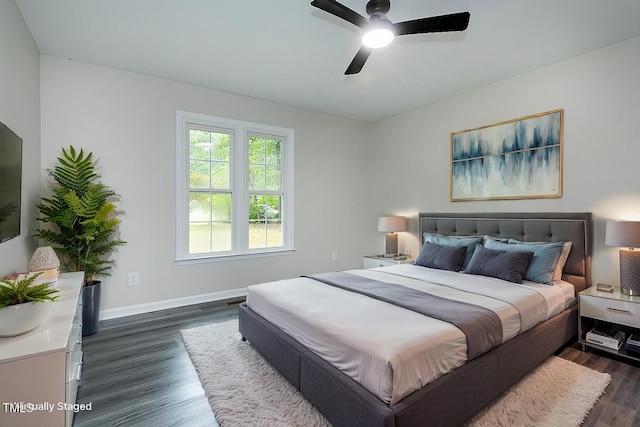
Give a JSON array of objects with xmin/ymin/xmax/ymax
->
[
  {"xmin": 362, "ymin": 13, "xmax": 394, "ymax": 48},
  {"xmin": 362, "ymin": 27, "xmax": 394, "ymax": 48}
]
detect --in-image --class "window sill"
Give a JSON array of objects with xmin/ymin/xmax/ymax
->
[{"xmin": 175, "ymin": 248, "xmax": 295, "ymax": 265}]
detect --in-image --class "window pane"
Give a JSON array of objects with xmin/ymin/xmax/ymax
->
[
  {"xmin": 248, "ymin": 136, "xmax": 282, "ymax": 191},
  {"xmin": 190, "ymin": 160, "xmax": 210, "ymax": 189},
  {"xmin": 189, "ymin": 222, "xmax": 211, "ymax": 254},
  {"xmin": 189, "ymin": 193, "xmax": 211, "ymax": 222},
  {"xmin": 210, "ymin": 133, "xmax": 230, "ymax": 162},
  {"xmin": 249, "ymin": 137, "xmax": 265, "ymax": 164},
  {"xmin": 265, "ymin": 165, "xmax": 281, "ymax": 191},
  {"xmin": 189, "ymin": 128, "xmax": 231, "ymax": 190},
  {"xmin": 188, "ymin": 192, "xmax": 232, "ymax": 253},
  {"xmin": 248, "ymin": 164, "xmax": 265, "ymax": 190},
  {"xmin": 210, "ymin": 222, "xmax": 232, "ymax": 252},
  {"xmin": 189, "ymin": 130, "xmax": 213, "ymax": 160},
  {"xmin": 211, "ymin": 162, "xmax": 230, "ymax": 188},
  {"xmin": 265, "ymin": 139, "xmax": 281, "ymax": 165},
  {"xmin": 248, "ymin": 195, "xmax": 283, "ymax": 249},
  {"xmin": 211, "ymin": 193, "xmax": 231, "ymax": 221}
]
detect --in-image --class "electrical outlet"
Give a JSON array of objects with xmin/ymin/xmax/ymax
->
[
  {"xmin": 331, "ymin": 251, "xmax": 338, "ymax": 261},
  {"xmin": 128, "ymin": 272, "xmax": 140, "ymax": 287}
]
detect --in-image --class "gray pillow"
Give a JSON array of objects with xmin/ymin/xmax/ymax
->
[
  {"xmin": 484, "ymin": 239, "xmax": 564, "ymax": 285},
  {"xmin": 465, "ymin": 244, "xmax": 534, "ymax": 284},
  {"xmin": 414, "ymin": 241, "xmax": 467, "ymax": 271},
  {"xmin": 423, "ymin": 233, "xmax": 483, "ymax": 270}
]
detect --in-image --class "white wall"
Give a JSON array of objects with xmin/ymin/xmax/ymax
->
[
  {"xmin": 0, "ymin": 0, "xmax": 40, "ymax": 277},
  {"xmin": 30, "ymin": 25, "xmax": 640, "ymax": 316},
  {"xmin": 368, "ymin": 35, "xmax": 640, "ymax": 287},
  {"xmin": 40, "ymin": 56, "xmax": 374, "ymax": 316}
]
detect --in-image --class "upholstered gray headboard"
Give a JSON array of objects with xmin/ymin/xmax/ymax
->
[{"xmin": 419, "ymin": 212, "xmax": 593, "ymax": 292}]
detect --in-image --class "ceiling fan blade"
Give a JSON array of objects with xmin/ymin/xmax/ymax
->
[
  {"xmin": 310, "ymin": 0, "xmax": 369, "ymax": 28},
  {"xmin": 394, "ymin": 12, "xmax": 470, "ymax": 36},
  {"xmin": 345, "ymin": 46, "xmax": 373, "ymax": 75}
]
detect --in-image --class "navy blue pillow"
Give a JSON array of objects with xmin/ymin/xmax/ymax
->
[
  {"xmin": 423, "ymin": 233, "xmax": 483, "ymax": 270},
  {"xmin": 465, "ymin": 244, "xmax": 534, "ymax": 284},
  {"xmin": 414, "ymin": 241, "xmax": 467, "ymax": 271},
  {"xmin": 485, "ymin": 239, "xmax": 564, "ymax": 284}
]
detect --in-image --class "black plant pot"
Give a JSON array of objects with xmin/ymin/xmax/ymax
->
[{"xmin": 82, "ymin": 280, "xmax": 101, "ymax": 336}]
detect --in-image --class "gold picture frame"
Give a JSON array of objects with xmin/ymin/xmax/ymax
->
[{"xmin": 450, "ymin": 109, "xmax": 563, "ymax": 201}]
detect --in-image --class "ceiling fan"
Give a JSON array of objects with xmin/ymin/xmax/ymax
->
[{"xmin": 310, "ymin": 0, "xmax": 471, "ymax": 75}]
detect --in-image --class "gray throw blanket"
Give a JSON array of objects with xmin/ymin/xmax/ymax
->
[{"xmin": 306, "ymin": 271, "xmax": 503, "ymax": 360}]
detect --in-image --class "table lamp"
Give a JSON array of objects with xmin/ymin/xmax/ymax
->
[
  {"xmin": 28, "ymin": 246, "xmax": 60, "ymax": 282},
  {"xmin": 378, "ymin": 216, "xmax": 406, "ymax": 257},
  {"xmin": 605, "ymin": 220, "xmax": 640, "ymax": 295}
]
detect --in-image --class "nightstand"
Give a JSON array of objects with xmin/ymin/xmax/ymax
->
[
  {"xmin": 578, "ymin": 286, "xmax": 640, "ymax": 362},
  {"xmin": 362, "ymin": 255, "xmax": 414, "ymax": 269}
]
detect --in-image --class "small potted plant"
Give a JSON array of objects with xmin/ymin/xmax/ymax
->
[{"xmin": 0, "ymin": 273, "xmax": 59, "ymax": 337}]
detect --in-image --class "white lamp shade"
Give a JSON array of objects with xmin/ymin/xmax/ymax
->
[
  {"xmin": 378, "ymin": 217, "xmax": 406, "ymax": 233},
  {"xmin": 605, "ymin": 220, "xmax": 640, "ymax": 248}
]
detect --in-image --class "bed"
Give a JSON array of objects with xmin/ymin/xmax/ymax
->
[{"xmin": 239, "ymin": 212, "xmax": 593, "ymax": 427}]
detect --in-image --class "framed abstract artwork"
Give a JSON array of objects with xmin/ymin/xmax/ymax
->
[{"xmin": 450, "ymin": 109, "xmax": 563, "ymax": 201}]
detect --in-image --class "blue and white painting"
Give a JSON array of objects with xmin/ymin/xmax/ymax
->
[{"xmin": 450, "ymin": 110, "xmax": 563, "ymax": 201}]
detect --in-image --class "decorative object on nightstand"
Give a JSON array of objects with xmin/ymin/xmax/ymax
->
[
  {"xmin": 28, "ymin": 245, "xmax": 60, "ymax": 283},
  {"xmin": 605, "ymin": 220, "xmax": 640, "ymax": 295},
  {"xmin": 377, "ymin": 216, "xmax": 406, "ymax": 257}
]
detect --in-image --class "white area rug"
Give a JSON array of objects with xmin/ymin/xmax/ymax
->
[{"xmin": 181, "ymin": 320, "xmax": 610, "ymax": 427}]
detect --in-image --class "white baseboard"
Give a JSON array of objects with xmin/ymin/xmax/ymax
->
[{"xmin": 99, "ymin": 287, "xmax": 248, "ymax": 320}]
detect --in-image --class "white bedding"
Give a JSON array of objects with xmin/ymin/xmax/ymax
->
[{"xmin": 246, "ymin": 264, "xmax": 574, "ymax": 405}]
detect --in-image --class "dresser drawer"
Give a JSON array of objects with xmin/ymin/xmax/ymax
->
[{"xmin": 580, "ymin": 295, "xmax": 640, "ymax": 328}]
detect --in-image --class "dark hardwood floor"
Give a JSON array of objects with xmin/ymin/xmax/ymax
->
[
  {"xmin": 73, "ymin": 300, "xmax": 240, "ymax": 427},
  {"xmin": 73, "ymin": 301, "xmax": 640, "ymax": 427}
]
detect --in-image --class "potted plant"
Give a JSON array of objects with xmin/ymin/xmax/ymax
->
[
  {"xmin": 35, "ymin": 146, "xmax": 126, "ymax": 335},
  {"xmin": 0, "ymin": 273, "xmax": 59, "ymax": 337}
]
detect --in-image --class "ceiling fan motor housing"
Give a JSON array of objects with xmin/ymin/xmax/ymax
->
[{"xmin": 366, "ymin": 0, "xmax": 390, "ymax": 16}]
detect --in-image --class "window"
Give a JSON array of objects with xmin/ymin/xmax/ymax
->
[{"xmin": 176, "ymin": 111, "xmax": 294, "ymax": 262}]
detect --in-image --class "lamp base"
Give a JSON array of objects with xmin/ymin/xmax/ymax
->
[
  {"xmin": 385, "ymin": 233, "xmax": 398, "ymax": 257},
  {"xmin": 621, "ymin": 287, "xmax": 640, "ymax": 296},
  {"xmin": 620, "ymin": 249, "xmax": 640, "ymax": 296}
]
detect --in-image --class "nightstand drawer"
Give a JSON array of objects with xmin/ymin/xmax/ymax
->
[
  {"xmin": 363, "ymin": 257, "xmax": 395, "ymax": 268},
  {"xmin": 580, "ymin": 295, "xmax": 640, "ymax": 328}
]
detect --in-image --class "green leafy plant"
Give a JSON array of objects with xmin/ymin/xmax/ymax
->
[
  {"xmin": 35, "ymin": 146, "xmax": 126, "ymax": 286},
  {"xmin": 0, "ymin": 273, "xmax": 59, "ymax": 308}
]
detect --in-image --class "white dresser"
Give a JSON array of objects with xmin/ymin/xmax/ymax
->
[{"xmin": 0, "ymin": 272, "xmax": 84, "ymax": 427}]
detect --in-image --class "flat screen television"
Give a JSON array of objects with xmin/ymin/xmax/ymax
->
[{"xmin": 0, "ymin": 121, "xmax": 22, "ymax": 243}]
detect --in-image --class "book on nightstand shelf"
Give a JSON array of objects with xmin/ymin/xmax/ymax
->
[
  {"xmin": 586, "ymin": 327, "xmax": 624, "ymax": 350},
  {"xmin": 624, "ymin": 334, "xmax": 640, "ymax": 354}
]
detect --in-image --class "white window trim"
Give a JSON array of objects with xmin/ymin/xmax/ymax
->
[{"xmin": 175, "ymin": 110, "xmax": 294, "ymax": 263}]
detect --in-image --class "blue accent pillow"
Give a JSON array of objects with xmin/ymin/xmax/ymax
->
[
  {"xmin": 414, "ymin": 241, "xmax": 467, "ymax": 271},
  {"xmin": 465, "ymin": 244, "xmax": 534, "ymax": 284},
  {"xmin": 508, "ymin": 239, "xmax": 572, "ymax": 282},
  {"xmin": 423, "ymin": 233, "xmax": 483, "ymax": 270},
  {"xmin": 484, "ymin": 239, "xmax": 565, "ymax": 285}
]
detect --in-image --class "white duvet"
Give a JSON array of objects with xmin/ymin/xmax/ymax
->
[{"xmin": 246, "ymin": 264, "xmax": 574, "ymax": 405}]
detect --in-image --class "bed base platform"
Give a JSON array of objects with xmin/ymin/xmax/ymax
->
[{"xmin": 239, "ymin": 302, "xmax": 578, "ymax": 427}]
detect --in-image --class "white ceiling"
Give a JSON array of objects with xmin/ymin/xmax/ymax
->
[{"xmin": 14, "ymin": 0, "xmax": 640, "ymax": 122}]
